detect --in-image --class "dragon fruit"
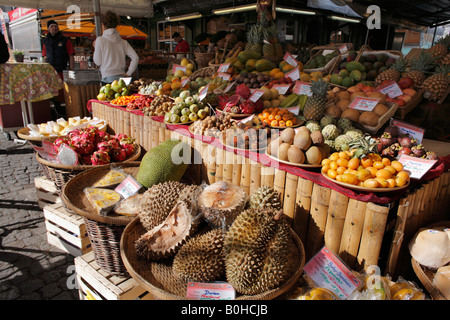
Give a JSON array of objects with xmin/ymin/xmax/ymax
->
[
  {"xmin": 97, "ymin": 141, "xmax": 112, "ymax": 153},
  {"xmin": 235, "ymin": 83, "xmax": 251, "ymax": 99},
  {"xmin": 80, "ymin": 154, "xmax": 93, "ymax": 165},
  {"xmin": 91, "ymin": 150, "xmax": 111, "ymax": 165},
  {"xmin": 111, "ymin": 148, "xmax": 127, "ymax": 162},
  {"xmin": 68, "ymin": 127, "xmax": 96, "ymax": 155},
  {"xmin": 94, "ymin": 130, "xmax": 111, "ymax": 145},
  {"xmin": 107, "ymin": 139, "xmax": 120, "ymax": 151},
  {"xmin": 223, "ymin": 94, "xmax": 243, "ymax": 112},
  {"xmin": 239, "ymin": 100, "xmax": 256, "ymax": 114},
  {"xmin": 121, "ymin": 143, "xmax": 135, "ymax": 156}
]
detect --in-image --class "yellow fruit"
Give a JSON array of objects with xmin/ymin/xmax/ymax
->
[
  {"xmin": 384, "ymin": 165, "xmax": 396, "ymax": 175},
  {"xmin": 186, "ymin": 63, "xmax": 194, "ymax": 71},
  {"xmin": 376, "ymin": 168, "xmax": 392, "ymax": 180},
  {"xmin": 356, "ymin": 168, "xmax": 372, "ymax": 182},
  {"xmin": 342, "ymin": 173, "xmax": 358, "ymax": 185},
  {"xmin": 366, "ymin": 166, "xmax": 378, "ymax": 178},
  {"xmin": 391, "ymin": 161, "xmax": 404, "ymax": 172},
  {"xmin": 396, "ymin": 170, "xmax": 410, "ymax": 181},
  {"xmin": 395, "ymin": 176, "xmax": 408, "ymax": 187},
  {"xmin": 363, "ymin": 178, "xmax": 379, "ymax": 188},
  {"xmin": 174, "ymin": 70, "xmax": 184, "ymax": 78},
  {"xmin": 348, "ymin": 157, "xmax": 360, "ymax": 170},
  {"xmin": 308, "ymin": 288, "xmax": 337, "ymax": 300},
  {"xmin": 180, "ymin": 58, "xmax": 189, "ymax": 66},
  {"xmin": 375, "ymin": 177, "xmax": 388, "ymax": 188}
]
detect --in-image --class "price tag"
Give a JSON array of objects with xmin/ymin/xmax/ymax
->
[
  {"xmin": 377, "ymin": 80, "xmax": 403, "ymax": 98},
  {"xmin": 397, "ymin": 154, "xmax": 437, "ymax": 180},
  {"xmin": 217, "ymin": 63, "xmax": 230, "ymax": 73},
  {"xmin": 186, "ymin": 282, "xmax": 236, "ymax": 300},
  {"xmin": 271, "ymin": 84, "xmax": 291, "ymax": 95},
  {"xmin": 119, "ymin": 77, "xmax": 132, "ymax": 86},
  {"xmin": 285, "ymin": 67, "xmax": 300, "ymax": 81},
  {"xmin": 348, "ymin": 96, "xmax": 380, "ymax": 111},
  {"xmin": 114, "ymin": 175, "xmax": 142, "ymax": 199},
  {"xmin": 223, "ymin": 80, "xmax": 236, "ymax": 93},
  {"xmin": 198, "ymin": 84, "xmax": 210, "ymax": 101},
  {"xmin": 283, "ymin": 52, "xmax": 298, "ymax": 67},
  {"xmin": 180, "ymin": 77, "xmax": 190, "ymax": 87},
  {"xmin": 217, "ymin": 72, "xmax": 231, "ymax": 81},
  {"xmin": 249, "ymin": 89, "xmax": 264, "ymax": 102},
  {"xmin": 390, "ymin": 119, "xmax": 425, "ymax": 143},
  {"xmin": 293, "ymin": 81, "xmax": 312, "ymax": 96},
  {"xmin": 172, "ymin": 64, "xmax": 186, "ymax": 74},
  {"xmin": 303, "ymin": 246, "xmax": 362, "ymax": 300},
  {"xmin": 339, "ymin": 45, "xmax": 348, "ymax": 54}
]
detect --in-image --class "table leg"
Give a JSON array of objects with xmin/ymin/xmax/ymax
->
[
  {"xmin": 20, "ymin": 100, "xmax": 29, "ymax": 126},
  {"xmin": 27, "ymin": 101, "xmax": 35, "ymax": 124}
]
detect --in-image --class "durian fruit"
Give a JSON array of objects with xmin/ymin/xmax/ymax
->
[
  {"xmin": 249, "ymin": 186, "xmax": 283, "ymax": 211},
  {"xmin": 92, "ymin": 169, "xmax": 127, "ymax": 188},
  {"xmin": 150, "ymin": 260, "xmax": 188, "ymax": 297},
  {"xmin": 84, "ymin": 187, "xmax": 121, "ymax": 216},
  {"xmin": 198, "ymin": 180, "xmax": 248, "ymax": 229},
  {"xmin": 224, "ymin": 208, "xmax": 301, "ymax": 295},
  {"xmin": 135, "ymin": 198, "xmax": 200, "ymax": 260},
  {"xmin": 138, "ymin": 181, "xmax": 187, "ymax": 231},
  {"xmin": 172, "ymin": 228, "xmax": 225, "ymax": 282}
]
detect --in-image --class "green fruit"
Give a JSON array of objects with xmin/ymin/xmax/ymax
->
[
  {"xmin": 342, "ymin": 76, "xmax": 355, "ymax": 87},
  {"xmin": 350, "ymin": 70, "xmax": 362, "ymax": 82},
  {"xmin": 346, "ymin": 61, "xmax": 364, "ymax": 72},
  {"xmin": 339, "ymin": 69, "xmax": 349, "ymax": 78},
  {"xmin": 164, "ymin": 113, "xmax": 171, "ymax": 122},
  {"xmin": 114, "ymin": 92, "xmax": 121, "ymax": 99},
  {"xmin": 136, "ymin": 140, "xmax": 189, "ymax": 189},
  {"xmin": 170, "ymin": 114, "xmax": 180, "ymax": 123},
  {"xmin": 97, "ymin": 93, "xmax": 106, "ymax": 101},
  {"xmin": 181, "ymin": 108, "xmax": 190, "ymax": 116},
  {"xmin": 180, "ymin": 115, "xmax": 190, "ymax": 123},
  {"xmin": 330, "ymin": 74, "xmax": 343, "ymax": 85}
]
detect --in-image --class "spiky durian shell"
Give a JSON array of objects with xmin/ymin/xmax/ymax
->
[
  {"xmin": 249, "ymin": 186, "xmax": 283, "ymax": 211},
  {"xmin": 224, "ymin": 208, "xmax": 301, "ymax": 295},
  {"xmin": 198, "ymin": 180, "xmax": 248, "ymax": 229},
  {"xmin": 138, "ymin": 181, "xmax": 187, "ymax": 231},
  {"xmin": 172, "ymin": 229, "xmax": 225, "ymax": 282},
  {"xmin": 150, "ymin": 260, "xmax": 188, "ymax": 297}
]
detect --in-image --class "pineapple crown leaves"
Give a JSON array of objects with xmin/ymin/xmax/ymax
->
[
  {"xmin": 433, "ymin": 64, "xmax": 450, "ymax": 76},
  {"xmin": 348, "ymin": 133, "xmax": 379, "ymax": 159},
  {"xmin": 436, "ymin": 34, "xmax": 450, "ymax": 49},
  {"xmin": 310, "ymin": 78, "xmax": 329, "ymax": 96},
  {"xmin": 410, "ymin": 50, "xmax": 438, "ymax": 73},
  {"xmin": 390, "ymin": 57, "xmax": 409, "ymax": 73}
]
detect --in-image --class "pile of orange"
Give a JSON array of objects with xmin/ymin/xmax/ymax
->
[
  {"xmin": 321, "ymin": 151, "xmax": 410, "ymax": 188},
  {"xmin": 257, "ymin": 107, "xmax": 299, "ymax": 127},
  {"xmin": 110, "ymin": 95, "xmax": 138, "ymax": 106}
]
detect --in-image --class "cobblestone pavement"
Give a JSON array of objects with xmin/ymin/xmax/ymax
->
[{"xmin": 0, "ymin": 131, "xmax": 78, "ymax": 300}]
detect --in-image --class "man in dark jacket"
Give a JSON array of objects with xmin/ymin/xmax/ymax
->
[{"xmin": 42, "ymin": 20, "xmax": 75, "ymax": 119}]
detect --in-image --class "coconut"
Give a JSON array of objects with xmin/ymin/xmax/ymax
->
[{"xmin": 409, "ymin": 226, "xmax": 450, "ymax": 269}]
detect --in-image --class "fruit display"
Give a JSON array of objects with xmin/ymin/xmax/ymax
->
[
  {"xmin": 166, "ymin": 58, "xmax": 196, "ymax": 80},
  {"xmin": 376, "ymin": 125, "xmax": 438, "ymax": 160},
  {"xmin": 190, "ymin": 113, "xmax": 236, "ymax": 138},
  {"xmin": 217, "ymin": 84, "xmax": 263, "ymax": 115},
  {"xmin": 110, "ymin": 95, "xmax": 138, "ymax": 106},
  {"xmin": 84, "ymin": 187, "xmax": 122, "ymax": 216},
  {"xmin": 267, "ymin": 126, "xmax": 330, "ymax": 166},
  {"xmin": 257, "ymin": 107, "xmax": 301, "ymax": 128},
  {"xmin": 421, "ymin": 65, "xmax": 450, "ymax": 101},
  {"xmin": 52, "ymin": 126, "xmax": 136, "ymax": 165},
  {"xmin": 126, "ymin": 95, "xmax": 154, "ymax": 111},
  {"xmin": 304, "ymin": 50, "xmax": 339, "ymax": 71},
  {"xmin": 25, "ymin": 116, "xmax": 107, "ymax": 139},
  {"xmin": 97, "ymin": 79, "xmax": 130, "ymax": 101},
  {"xmin": 142, "ymin": 95, "xmax": 173, "ymax": 117},
  {"xmin": 163, "ymin": 90, "xmax": 209, "ymax": 124},
  {"xmin": 130, "ymin": 78, "xmax": 157, "ymax": 94},
  {"xmin": 303, "ymin": 78, "xmax": 330, "ymax": 121},
  {"xmin": 321, "ymin": 134, "xmax": 410, "ymax": 189}
]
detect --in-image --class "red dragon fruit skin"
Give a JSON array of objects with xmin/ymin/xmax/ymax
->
[
  {"xmin": 121, "ymin": 143, "xmax": 135, "ymax": 156},
  {"xmin": 112, "ymin": 148, "xmax": 127, "ymax": 162},
  {"xmin": 97, "ymin": 141, "xmax": 112, "ymax": 153},
  {"xmin": 91, "ymin": 150, "xmax": 111, "ymax": 165}
]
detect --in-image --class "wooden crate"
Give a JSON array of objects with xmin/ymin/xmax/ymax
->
[
  {"xmin": 43, "ymin": 203, "xmax": 92, "ymax": 257},
  {"xmin": 35, "ymin": 176, "xmax": 61, "ymax": 209},
  {"xmin": 75, "ymin": 251, "xmax": 153, "ymax": 300}
]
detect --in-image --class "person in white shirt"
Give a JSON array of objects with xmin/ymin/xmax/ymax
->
[{"xmin": 93, "ymin": 10, "xmax": 139, "ymax": 83}]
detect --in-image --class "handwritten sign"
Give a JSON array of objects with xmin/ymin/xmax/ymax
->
[
  {"xmin": 172, "ymin": 64, "xmax": 186, "ymax": 74},
  {"xmin": 293, "ymin": 81, "xmax": 312, "ymax": 96},
  {"xmin": 249, "ymin": 89, "xmax": 265, "ymax": 102},
  {"xmin": 303, "ymin": 246, "xmax": 362, "ymax": 300},
  {"xmin": 223, "ymin": 80, "xmax": 235, "ymax": 93},
  {"xmin": 283, "ymin": 52, "xmax": 298, "ymax": 67},
  {"xmin": 271, "ymin": 84, "xmax": 291, "ymax": 95},
  {"xmin": 198, "ymin": 84, "xmax": 210, "ymax": 101},
  {"xmin": 390, "ymin": 119, "xmax": 425, "ymax": 143},
  {"xmin": 119, "ymin": 77, "xmax": 132, "ymax": 86},
  {"xmin": 217, "ymin": 63, "xmax": 230, "ymax": 73},
  {"xmin": 348, "ymin": 96, "xmax": 380, "ymax": 111},
  {"xmin": 285, "ymin": 67, "xmax": 300, "ymax": 81},
  {"xmin": 217, "ymin": 72, "xmax": 231, "ymax": 81},
  {"xmin": 180, "ymin": 77, "xmax": 190, "ymax": 87},
  {"xmin": 339, "ymin": 45, "xmax": 348, "ymax": 54},
  {"xmin": 115, "ymin": 175, "xmax": 142, "ymax": 199},
  {"xmin": 397, "ymin": 154, "xmax": 437, "ymax": 180},
  {"xmin": 377, "ymin": 80, "xmax": 403, "ymax": 98},
  {"xmin": 186, "ymin": 282, "xmax": 236, "ymax": 300}
]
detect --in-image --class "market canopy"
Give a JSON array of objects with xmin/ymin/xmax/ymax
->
[{"xmin": 0, "ymin": 0, "xmax": 154, "ymax": 18}]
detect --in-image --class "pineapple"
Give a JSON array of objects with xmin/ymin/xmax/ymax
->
[
  {"xmin": 428, "ymin": 35, "xmax": 450, "ymax": 65},
  {"xmin": 245, "ymin": 24, "xmax": 263, "ymax": 55},
  {"xmin": 262, "ymin": 28, "xmax": 275, "ymax": 57},
  {"xmin": 375, "ymin": 57, "xmax": 409, "ymax": 86},
  {"xmin": 421, "ymin": 65, "xmax": 450, "ymax": 101},
  {"xmin": 404, "ymin": 50, "xmax": 437, "ymax": 89},
  {"xmin": 442, "ymin": 53, "xmax": 450, "ymax": 66},
  {"xmin": 303, "ymin": 79, "xmax": 329, "ymax": 121}
]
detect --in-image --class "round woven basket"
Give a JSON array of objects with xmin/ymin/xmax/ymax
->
[
  {"xmin": 189, "ymin": 67, "xmax": 217, "ymax": 81},
  {"xmin": 120, "ymin": 217, "xmax": 306, "ymax": 300},
  {"xmin": 194, "ymin": 52, "xmax": 215, "ymax": 69},
  {"xmin": 35, "ymin": 145, "xmax": 141, "ymax": 194},
  {"xmin": 61, "ymin": 161, "xmax": 142, "ymax": 275}
]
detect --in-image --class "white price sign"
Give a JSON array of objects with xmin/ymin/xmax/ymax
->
[
  {"xmin": 293, "ymin": 81, "xmax": 312, "ymax": 96},
  {"xmin": 397, "ymin": 154, "xmax": 437, "ymax": 180},
  {"xmin": 377, "ymin": 80, "xmax": 403, "ymax": 98},
  {"xmin": 217, "ymin": 63, "xmax": 230, "ymax": 73},
  {"xmin": 198, "ymin": 84, "xmax": 210, "ymax": 101},
  {"xmin": 217, "ymin": 72, "xmax": 231, "ymax": 81},
  {"xmin": 271, "ymin": 84, "xmax": 291, "ymax": 95},
  {"xmin": 390, "ymin": 119, "xmax": 425, "ymax": 143},
  {"xmin": 181, "ymin": 77, "xmax": 190, "ymax": 87},
  {"xmin": 285, "ymin": 67, "xmax": 300, "ymax": 81},
  {"xmin": 283, "ymin": 52, "xmax": 298, "ymax": 67},
  {"xmin": 172, "ymin": 64, "xmax": 186, "ymax": 74},
  {"xmin": 249, "ymin": 89, "xmax": 264, "ymax": 102},
  {"xmin": 348, "ymin": 96, "xmax": 380, "ymax": 111}
]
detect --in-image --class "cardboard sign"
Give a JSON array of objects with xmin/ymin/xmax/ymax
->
[
  {"xmin": 285, "ymin": 67, "xmax": 300, "ymax": 81},
  {"xmin": 271, "ymin": 84, "xmax": 291, "ymax": 95},
  {"xmin": 391, "ymin": 119, "xmax": 425, "ymax": 143},
  {"xmin": 186, "ymin": 282, "xmax": 236, "ymax": 300},
  {"xmin": 397, "ymin": 154, "xmax": 437, "ymax": 180},
  {"xmin": 217, "ymin": 63, "xmax": 230, "ymax": 73},
  {"xmin": 180, "ymin": 77, "xmax": 190, "ymax": 87},
  {"xmin": 377, "ymin": 80, "xmax": 403, "ymax": 98},
  {"xmin": 283, "ymin": 52, "xmax": 298, "ymax": 67},
  {"xmin": 339, "ymin": 45, "xmax": 348, "ymax": 54},
  {"xmin": 293, "ymin": 81, "xmax": 312, "ymax": 96},
  {"xmin": 348, "ymin": 96, "xmax": 380, "ymax": 111},
  {"xmin": 303, "ymin": 246, "xmax": 362, "ymax": 300},
  {"xmin": 217, "ymin": 72, "xmax": 231, "ymax": 81},
  {"xmin": 172, "ymin": 64, "xmax": 186, "ymax": 74},
  {"xmin": 114, "ymin": 175, "xmax": 142, "ymax": 199},
  {"xmin": 198, "ymin": 84, "xmax": 210, "ymax": 101},
  {"xmin": 223, "ymin": 80, "xmax": 236, "ymax": 93},
  {"xmin": 249, "ymin": 89, "xmax": 265, "ymax": 102}
]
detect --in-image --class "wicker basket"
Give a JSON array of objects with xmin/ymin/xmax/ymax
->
[
  {"xmin": 194, "ymin": 52, "xmax": 215, "ymax": 69},
  {"xmin": 61, "ymin": 162, "xmax": 142, "ymax": 275},
  {"xmin": 35, "ymin": 145, "xmax": 141, "ymax": 194},
  {"xmin": 120, "ymin": 217, "xmax": 306, "ymax": 300},
  {"xmin": 303, "ymin": 46, "xmax": 342, "ymax": 75},
  {"xmin": 168, "ymin": 58, "xmax": 196, "ymax": 74},
  {"xmin": 189, "ymin": 66, "xmax": 217, "ymax": 81}
]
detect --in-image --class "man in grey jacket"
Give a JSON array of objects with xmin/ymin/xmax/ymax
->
[{"xmin": 93, "ymin": 11, "xmax": 139, "ymax": 83}]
